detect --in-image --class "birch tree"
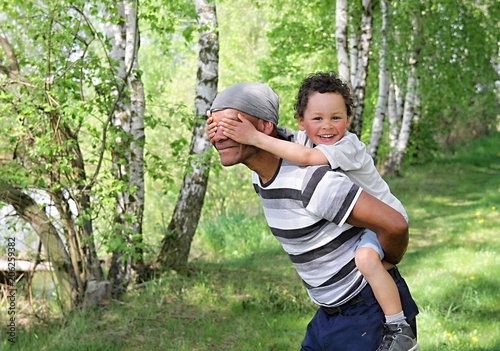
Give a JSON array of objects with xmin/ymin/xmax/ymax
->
[
  {"xmin": 382, "ymin": 12, "xmax": 421, "ymax": 177},
  {"xmin": 350, "ymin": 0, "xmax": 373, "ymax": 137},
  {"xmin": 386, "ymin": 82, "xmax": 403, "ymax": 154},
  {"xmin": 104, "ymin": 0, "xmax": 147, "ymax": 297},
  {"xmin": 335, "ymin": 0, "xmax": 350, "ymax": 87},
  {"xmin": 335, "ymin": 0, "xmax": 373, "ymax": 137},
  {"xmin": 367, "ymin": 0, "xmax": 389, "ymax": 159},
  {"xmin": 157, "ymin": 0, "xmax": 219, "ymax": 272}
]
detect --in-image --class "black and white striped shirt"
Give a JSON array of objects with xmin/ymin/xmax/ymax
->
[{"xmin": 252, "ymin": 159, "xmax": 367, "ymax": 307}]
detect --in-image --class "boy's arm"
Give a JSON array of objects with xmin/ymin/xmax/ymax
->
[
  {"xmin": 220, "ymin": 114, "xmax": 329, "ymax": 166},
  {"xmin": 347, "ymin": 191, "xmax": 409, "ymax": 264}
]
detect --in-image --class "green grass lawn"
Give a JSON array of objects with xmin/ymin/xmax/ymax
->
[{"xmin": 2, "ymin": 132, "xmax": 499, "ymax": 350}]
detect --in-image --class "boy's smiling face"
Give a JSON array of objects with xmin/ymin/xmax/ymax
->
[{"xmin": 297, "ymin": 92, "xmax": 351, "ymax": 146}]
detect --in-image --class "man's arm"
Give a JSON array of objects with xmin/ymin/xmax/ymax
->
[{"xmin": 347, "ymin": 191, "xmax": 409, "ymax": 264}]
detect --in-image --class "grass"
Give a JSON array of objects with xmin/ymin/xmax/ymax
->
[{"xmin": 1, "ymin": 132, "xmax": 499, "ymax": 350}]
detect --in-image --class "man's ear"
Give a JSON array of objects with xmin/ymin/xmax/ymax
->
[{"xmin": 258, "ymin": 120, "xmax": 275, "ymax": 135}]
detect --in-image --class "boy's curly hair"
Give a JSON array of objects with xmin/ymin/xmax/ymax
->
[{"xmin": 294, "ymin": 71, "xmax": 355, "ymax": 119}]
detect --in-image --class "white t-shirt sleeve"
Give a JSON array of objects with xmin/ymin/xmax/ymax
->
[{"xmin": 315, "ymin": 132, "xmax": 367, "ymax": 171}]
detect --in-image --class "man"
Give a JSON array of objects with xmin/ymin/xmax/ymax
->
[{"xmin": 207, "ymin": 82, "xmax": 418, "ymax": 351}]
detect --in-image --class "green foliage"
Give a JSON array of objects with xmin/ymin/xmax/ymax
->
[
  {"xmin": 257, "ymin": 0, "xmax": 338, "ymax": 127},
  {"xmin": 411, "ymin": 0, "xmax": 500, "ymax": 147},
  {"xmin": 215, "ymin": 0, "xmax": 272, "ymax": 85},
  {"xmin": 0, "ymin": 0, "xmax": 150, "ymax": 270}
]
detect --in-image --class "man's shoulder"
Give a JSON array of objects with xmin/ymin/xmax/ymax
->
[{"xmin": 281, "ymin": 160, "xmax": 349, "ymax": 183}]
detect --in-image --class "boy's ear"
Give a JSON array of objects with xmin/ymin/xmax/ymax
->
[
  {"xmin": 297, "ymin": 117, "xmax": 306, "ymax": 131},
  {"xmin": 346, "ymin": 116, "xmax": 352, "ymax": 128}
]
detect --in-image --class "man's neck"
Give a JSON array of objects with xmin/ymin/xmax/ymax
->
[{"xmin": 244, "ymin": 150, "xmax": 281, "ymax": 184}]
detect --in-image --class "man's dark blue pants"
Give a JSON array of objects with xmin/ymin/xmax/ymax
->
[{"xmin": 300, "ymin": 267, "xmax": 419, "ymax": 351}]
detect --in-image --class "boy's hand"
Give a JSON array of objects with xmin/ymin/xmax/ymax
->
[
  {"xmin": 206, "ymin": 111, "xmax": 217, "ymax": 143},
  {"xmin": 219, "ymin": 113, "xmax": 260, "ymax": 146}
]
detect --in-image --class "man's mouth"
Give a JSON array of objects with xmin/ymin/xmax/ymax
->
[{"xmin": 216, "ymin": 144, "xmax": 236, "ymax": 152}]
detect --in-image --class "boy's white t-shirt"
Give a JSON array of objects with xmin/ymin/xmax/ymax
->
[{"xmin": 293, "ymin": 130, "xmax": 408, "ymax": 222}]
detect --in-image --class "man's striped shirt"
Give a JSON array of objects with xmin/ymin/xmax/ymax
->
[{"xmin": 252, "ymin": 159, "xmax": 368, "ymax": 307}]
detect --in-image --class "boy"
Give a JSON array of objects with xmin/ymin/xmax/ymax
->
[{"xmin": 207, "ymin": 72, "xmax": 417, "ymax": 351}]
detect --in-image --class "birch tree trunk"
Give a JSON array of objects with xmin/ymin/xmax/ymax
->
[
  {"xmin": 335, "ymin": 1, "xmax": 373, "ymax": 137},
  {"xmin": 382, "ymin": 14, "xmax": 421, "ymax": 177},
  {"xmin": 157, "ymin": 0, "xmax": 219, "ymax": 272},
  {"xmin": 388, "ymin": 77, "xmax": 416, "ymax": 175},
  {"xmin": 387, "ymin": 82, "xmax": 401, "ymax": 151},
  {"xmin": 368, "ymin": 0, "xmax": 389, "ymax": 160},
  {"xmin": 105, "ymin": 1, "xmax": 147, "ymax": 296},
  {"xmin": 350, "ymin": 0, "xmax": 373, "ymax": 137},
  {"xmin": 335, "ymin": 0, "xmax": 350, "ymax": 86}
]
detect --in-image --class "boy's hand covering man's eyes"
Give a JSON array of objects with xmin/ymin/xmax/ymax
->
[
  {"xmin": 205, "ymin": 112, "xmax": 217, "ymax": 142},
  {"xmin": 219, "ymin": 113, "xmax": 261, "ymax": 146}
]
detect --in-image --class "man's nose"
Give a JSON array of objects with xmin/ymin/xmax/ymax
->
[{"xmin": 212, "ymin": 124, "xmax": 227, "ymax": 144}]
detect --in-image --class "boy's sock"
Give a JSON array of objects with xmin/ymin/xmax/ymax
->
[{"xmin": 385, "ymin": 311, "xmax": 409, "ymax": 326}]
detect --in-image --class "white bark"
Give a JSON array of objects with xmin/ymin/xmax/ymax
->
[
  {"xmin": 349, "ymin": 32, "xmax": 358, "ymax": 89},
  {"xmin": 158, "ymin": 0, "xmax": 219, "ymax": 271},
  {"xmin": 387, "ymin": 82, "xmax": 401, "ymax": 150},
  {"xmin": 382, "ymin": 14, "xmax": 420, "ymax": 176},
  {"xmin": 335, "ymin": 0, "xmax": 350, "ymax": 84},
  {"xmin": 350, "ymin": 0, "xmax": 373, "ymax": 137},
  {"xmin": 105, "ymin": 0, "xmax": 145, "ymax": 295},
  {"xmin": 368, "ymin": 0, "xmax": 389, "ymax": 159},
  {"xmin": 123, "ymin": 1, "xmax": 145, "ymax": 249},
  {"xmin": 396, "ymin": 76, "xmax": 416, "ymax": 157}
]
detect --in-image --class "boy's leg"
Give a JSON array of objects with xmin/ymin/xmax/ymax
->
[
  {"xmin": 356, "ymin": 231, "xmax": 418, "ymax": 350},
  {"xmin": 355, "ymin": 247, "xmax": 403, "ymax": 317},
  {"xmin": 377, "ymin": 267, "xmax": 419, "ymax": 351}
]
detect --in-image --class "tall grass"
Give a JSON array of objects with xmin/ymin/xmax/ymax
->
[{"xmin": 1, "ymin": 132, "xmax": 499, "ymax": 350}]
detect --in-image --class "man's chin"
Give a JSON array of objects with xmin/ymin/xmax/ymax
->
[{"xmin": 219, "ymin": 157, "xmax": 237, "ymax": 167}]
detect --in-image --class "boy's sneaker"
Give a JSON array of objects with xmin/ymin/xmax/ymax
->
[{"xmin": 376, "ymin": 323, "xmax": 418, "ymax": 351}]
